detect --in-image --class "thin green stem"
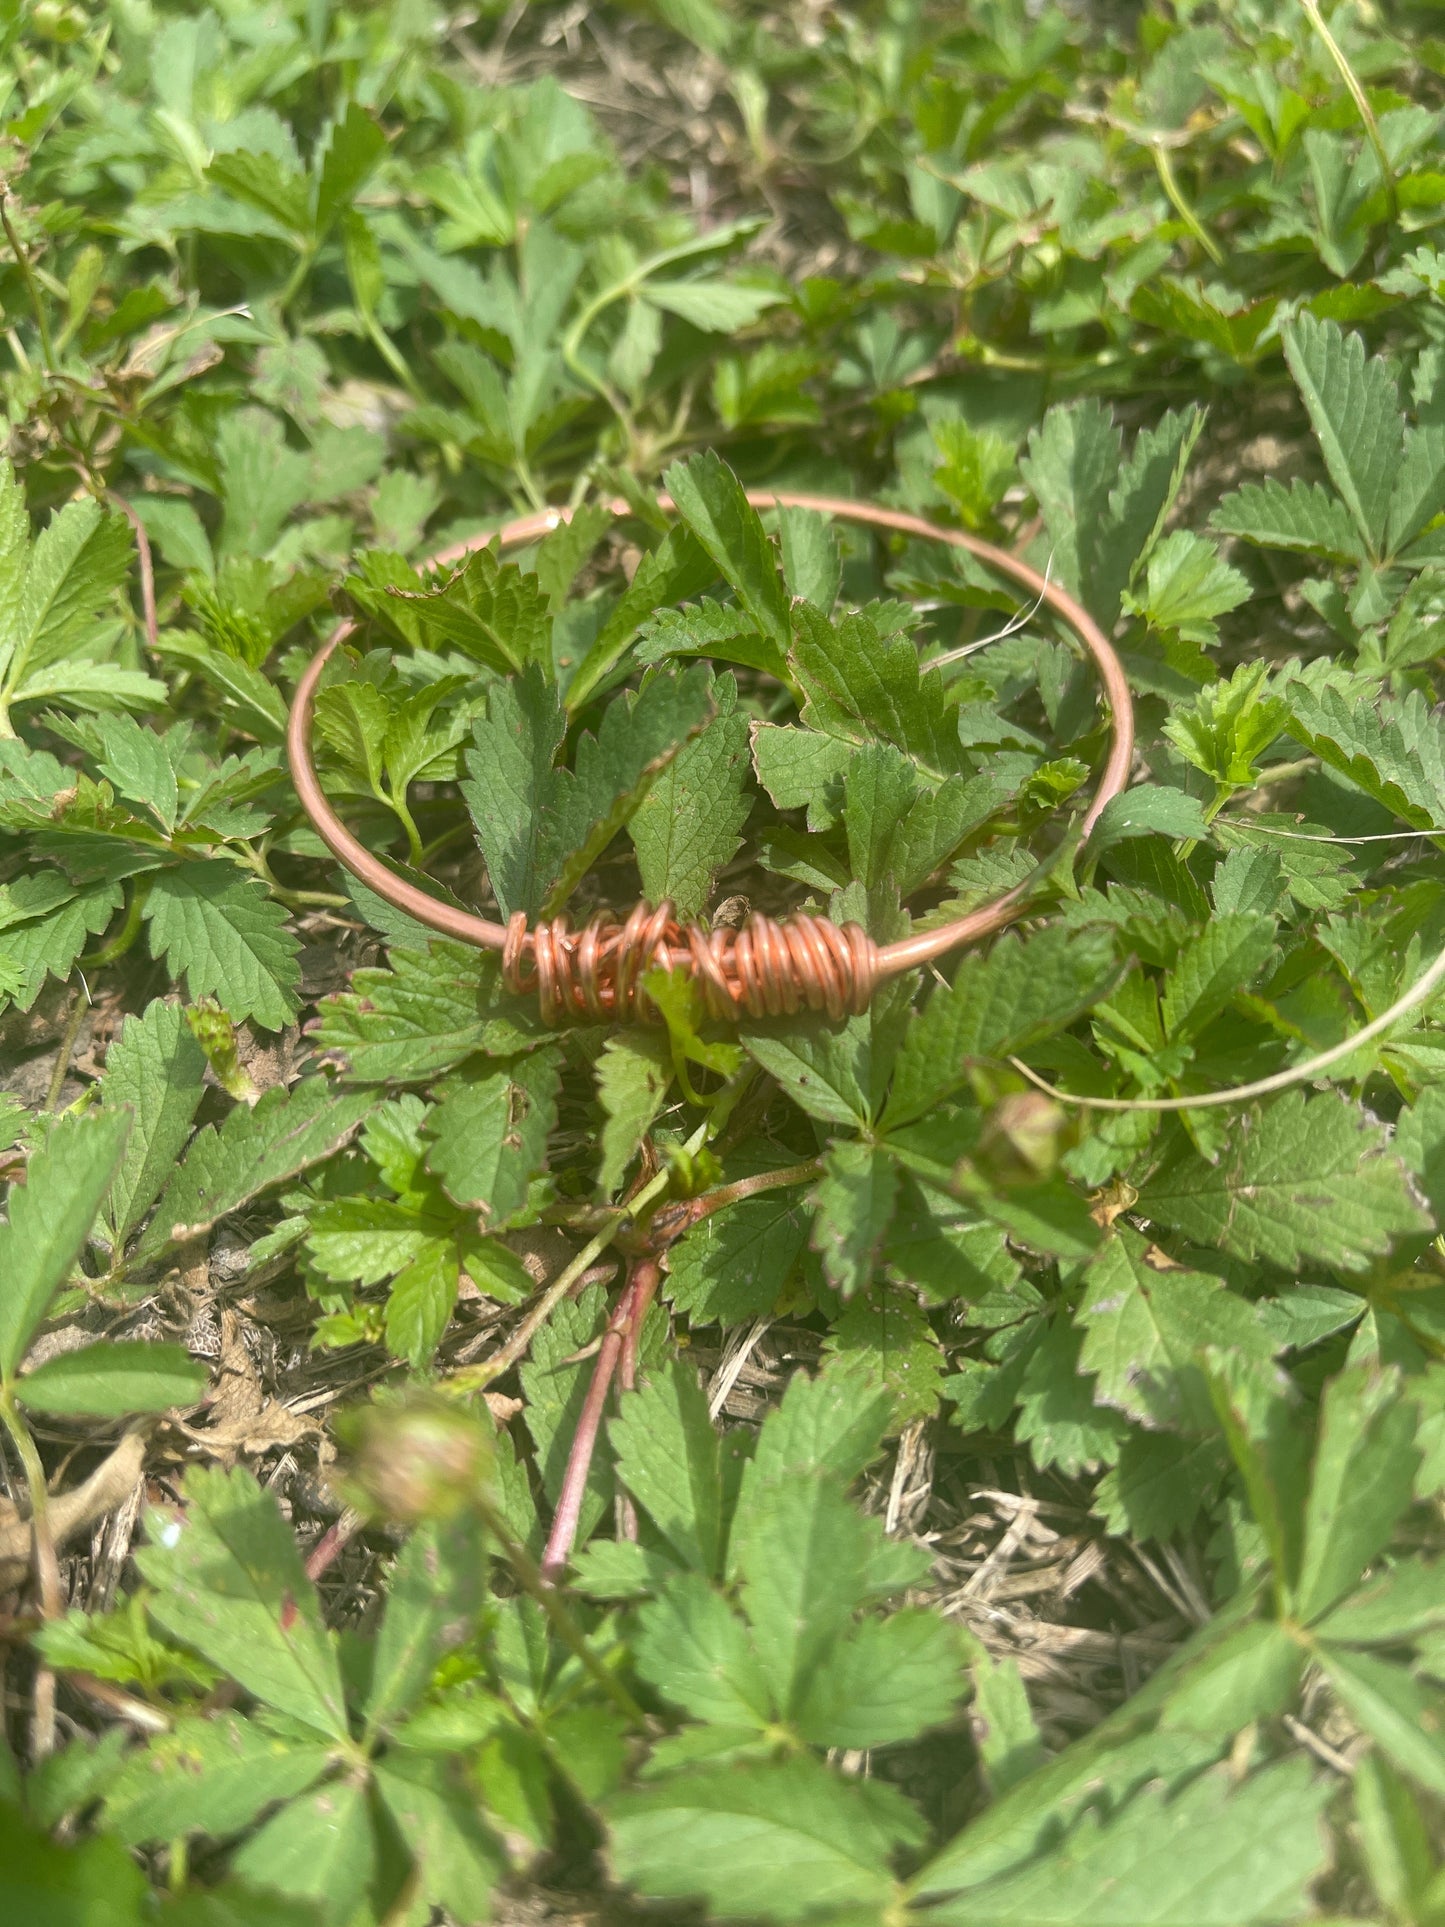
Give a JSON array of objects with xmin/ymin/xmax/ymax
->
[
  {"xmin": 82, "ymin": 876, "xmax": 151, "ymax": 971},
  {"xmin": 0, "ymin": 195, "xmax": 57, "ymax": 372},
  {"xmin": 1299, "ymin": 0, "xmax": 1398, "ymax": 221},
  {"xmin": 1152, "ymin": 140, "xmax": 1225, "ymax": 269},
  {"xmin": 477, "ymin": 1496, "xmax": 648, "ymax": 1727},
  {"xmin": 44, "ymin": 993, "xmax": 88, "ymax": 1113}
]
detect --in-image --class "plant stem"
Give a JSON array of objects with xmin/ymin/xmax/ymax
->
[
  {"xmin": 83, "ymin": 876, "xmax": 151, "ymax": 972},
  {"xmin": 540, "ymin": 1258, "xmax": 659, "ymax": 1582},
  {"xmin": 0, "ymin": 1391, "xmax": 61, "ymax": 1757},
  {"xmin": 0, "ymin": 195, "xmax": 57, "ymax": 372},
  {"xmin": 1299, "ymin": 0, "xmax": 1398, "ymax": 220},
  {"xmin": 1152, "ymin": 140, "xmax": 1225, "ymax": 268},
  {"xmin": 479, "ymin": 1495, "xmax": 648, "ymax": 1725},
  {"xmin": 44, "ymin": 992, "xmax": 89, "ymax": 1113}
]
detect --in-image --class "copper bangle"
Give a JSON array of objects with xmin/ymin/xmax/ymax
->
[{"xmin": 287, "ymin": 491, "xmax": 1134, "ymax": 1024}]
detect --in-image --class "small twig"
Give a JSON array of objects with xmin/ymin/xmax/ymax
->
[
  {"xmin": 109, "ymin": 494, "xmax": 159, "ymax": 651},
  {"xmin": 305, "ymin": 1506, "xmax": 363, "ymax": 1584},
  {"xmin": 0, "ymin": 1394, "xmax": 62, "ymax": 1758},
  {"xmin": 1283, "ymin": 1711, "xmax": 1356, "ymax": 1776}
]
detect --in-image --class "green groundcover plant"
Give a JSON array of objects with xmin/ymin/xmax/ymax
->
[{"xmin": 5, "ymin": 0, "xmax": 1445, "ymax": 1921}]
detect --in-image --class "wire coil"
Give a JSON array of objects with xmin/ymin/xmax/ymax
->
[{"xmin": 287, "ymin": 489, "xmax": 1135, "ymax": 1025}]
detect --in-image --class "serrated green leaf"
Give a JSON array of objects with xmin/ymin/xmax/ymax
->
[
  {"xmin": 750, "ymin": 725, "xmax": 854, "ymax": 831},
  {"xmin": 230, "ymin": 1779, "xmax": 377, "ymax": 1927},
  {"xmin": 312, "ymin": 102, "xmax": 386, "ymax": 239},
  {"xmin": 137, "ymin": 1465, "xmax": 348, "ymax": 1739},
  {"xmin": 809, "ymin": 1143, "xmax": 899, "ymax": 1299},
  {"xmin": 315, "ymin": 942, "xmax": 525, "ymax": 1084},
  {"xmin": 664, "ymin": 1187, "xmax": 810, "ymax": 1325},
  {"xmin": 633, "ymin": 1569, "xmax": 771, "ymax": 1725},
  {"xmin": 884, "ymin": 926, "xmax": 1118, "ymax": 1130},
  {"xmin": 734, "ymin": 1472, "xmax": 872, "ymax": 1717},
  {"xmin": 663, "ymin": 452, "xmax": 790, "ymax": 647},
  {"xmin": 1140, "ymin": 1091, "xmax": 1430, "ymax": 1273},
  {"xmin": 137, "ymin": 1079, "xmax": 376, "ymax": 1260},
  {"xmin": 1296, "ymin": 1366, "xmax": 1422, "ymax": 1623},
  {"xmin": 0, "ymin": 1108, "xmax": 129, "ymax": 1380},
  {"xmin": 1128, "ymin": 528, "xmax": 1251, "ymax": 643},
  {"xmin": 1209, "ymin": 476, "xmax": 1365, "ymax": 560},
  {"xmin": 1078, "ymin": 1227, "xmax": 1275, "ymax": 1431},
  {"xmin": 612, "ymin": 1360, "xmax": 723, "ymax": 1572},
  {"xmin": 1159, "ymin": 912, "xmax": 1276, "ymax": 1039},
  {"xmin": 373, "ymin": 1753, "xmax": 503, "ymax": 1922},
  {"xmin": 143, "ymin": 862, "xmax": 301, "ymax": 1031},
  {"xmin": 103, "ymin": 1714, "xmax": 332, "ymax": 1845},
  {"xmin": 99, "ymin": 999, "xmax": 207, "ymax": 1249},
  {"xmin": 425, "ymin": 1046, "xmax": 561, "ymax": 1225},
  {"xmin": 365, "ymin": 1514, "xmax": 487, "ymax": 1736},
  {"xmin": 795, "ymin": 1607, "xmax": 964, "ymax": 1749},
  {"xmin": 921, "ymin": 1758, "xmax": 1329, "ymax": 1925},
  {"xmin": 1284, "ymin": 676, "xmax": 1445, "ymax": 830},
  {"xmin": 790, "ymin": 602, "xmax": 968, "ymax": 779},
  {"xmin": 596, "ymin": 1031, "xmax": 672, "ymax": 1195},
  {"xmin": 629, "ymin": 671, "xmax": 751, "ymax": 917},
  {"xmin": 607, "ymin": 1754, "xmax": 916, "ymax": 1923},
  {"xmin": 1283, "ymin": 313, "xmax": 1404, "ymax": 556},
  {"xmin": 1318, "ymin": 1646, "xmax": 1445, "ymax": 1797},
  {"xmin": 383, "ymin": 1237, "xmax": 460, "ymax": 1366}
]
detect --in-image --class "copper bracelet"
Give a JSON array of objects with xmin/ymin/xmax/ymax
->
[{"xmin": 286, "ymin": 491, "xmax": 1134, "ymax": 1025}]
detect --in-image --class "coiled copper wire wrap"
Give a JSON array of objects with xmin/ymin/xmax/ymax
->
[{"xmin": 287, "ymin": 491, "xmax": 1135, "ymax": 1025}]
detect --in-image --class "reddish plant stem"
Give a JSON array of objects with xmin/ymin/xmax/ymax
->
[
  {"xmin": 109, "ymin": 494, "xmax": 158, "ymax": 651},
  {"xmin": 305, "ymin": 1506, "xmax": 362, "ymax": 1584},
  {"xmin": 615, "ymin": 1260, "xmax": 662, "ymax": 1545},
  {"xmin": 540, "ymin": 1257, "xmax": 660, "ymax": 1583}
]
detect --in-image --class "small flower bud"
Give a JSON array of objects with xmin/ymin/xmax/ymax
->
[{"xmin": 340, "ymin": 1394, "xmax": 493, "ymax": 1524}]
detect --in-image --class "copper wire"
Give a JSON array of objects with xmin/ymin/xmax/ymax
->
[{"xmin": 286, "ymin": 491, "xmax": 1135, "ymax": 1024}]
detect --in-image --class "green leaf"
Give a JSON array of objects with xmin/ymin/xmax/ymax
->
[
  {"xmin": 99, "ymin": 999, "xmax": 207, "ymax": 1250},
  {"xmin": 884, "ymin": 926, "xmax": 1118, "ymax": 1129},
  {"xmin": 743, "ymin": 1356, "xmax": 894, "ymax": 1497},
  {"xmin": 629, "ymin": 670, "xmax": 752, "ymax": 918},
  {"xmin": 425, "ymin": 1046, "xmax": 562, "ymax": 1225},
  {"xmin": 364, "ymin": 1514, "xmax": 487, "ymax": 1734},
  {"xmin": 1078, "ymin": 1228, "xmax": 1275, "ymax": 1431},
  {"xmin": 643, "ymin": 279, "xmax": 782, "ymax": 332},
  {"xmin": 0, "ymin": 1797, "xmax": 151, "ymax": 1927},
  {"xmin": 0, "ymin": 1108, "xmax": 128, "ymax": 1380},
  {"xmin": 607, "ymin": 1755, "xmax": 917, "ymax": 1923},
  {"xmin": 1209, "ymin": 476, "xmax": 1365, "ymax": 561},
  {"xmin": 373, "ymin": 1754, "xmax": 503, "ymax": 1922},
  {"xmin": 1283, "ymin": 677, "xmax": 1445, "ymax": 830},
  {"xmin": 596, "ymin": 1031, "xmax": 672, "ymax": 1195},
  {"xmin": 1015, "ymin": 1312, "xmax": 1129, "ymax": 1476},
  {"xmin": 734, "ymin": 1472, "xmax": 872, "ymax": 1717},
  {"xmin": 970, "ymin": 1651, "xmax": 1045, "ymax": 1797},
  {"xmin": 136, "ymin": 1465, "xmax": 348, "ymax": 1739},
  {"xmin": 464, "ymin": 663, "xmax": 714, "ymax": 919},
  {"xmin": 795, "ymin": 1607, "xmax": 965, "ymax": 1749},
  {"xmin": 665, "ymin": 1188, "xmax": 810, "ymax": 1325},
  {"xmin": 809, "ymin": 1142, "xmax": 899, "ymax": 1299},
  {"xmin": 1159, "ymin": 913, "xmax": 1276, "ymax": 1039},
  {"xmin": 383, "ymin": 1238, "xmax": 460, "ymax": 1367},
  {"xmin": 143, "ymin": 862, "xmax": 302, "ymax": 1031},
  {"xmin": 633, "ymin": 1570, "xmax": 771, "ymax": 1725},
  {"xmin": 313, "ymin": 102, "xmax": 386, "ymax": 239},
  {"xmin": 230, "ymin": 1780, "xmax": 377, "ymax": 1927},
  {"xmin": 137, "ymin": 1079, "xmax": 376, "ymax": 1260},
  {"xmin": 91, "ymin": 714, "xmax": 181, "ymax": 831},
  {"xmin": 789, "ymin": 603, "xmax": 968, "ymax": 779},
  {"xmin": 1296, "ymin": 1366, "xmax": 1421, "ymax": 1623},
  {"xmin": 103, "ymin": 1713, "xmax": 332, "ymax": 1844},
  {"xmin": 751, "ymin": 725, "xmax": 853, "ymax": 830},
  {"xmin": 1282, "ymin": 313, "xmax": 1404, "ymax": 556},
  {"xmin": 1161, "ymin": 661, "xmax": 1290, "ymax": 789},
  {"xmin": 1140, "ymin": 1091, "xmax": 1431, "ymax": 1273},
  {"xmin": 0, "ymin": 485, "xmax": 134, "ymax": 697},
  {"xmin": 823, "ymin": 1289, "xmax": 944, "ymax": 1428},
  {"xmin": 1091, "ymin": 785, "xmax": 1211, "ymax": 850},
  {"xmin": 742, "ymin": 1015, "xmax": 876, "ymax": 1128},
  {"xmin": 17, "ymin": 1341, "xmax": 204, "ymax": 1416},
  {"xmin": 920, "ymin": 1758, "xmax": 1329, "ymax": 1925},
  {"xmin": 663, "ymin": 452, "xmax": 791, "ymax": 647},
  {"xmin": 315, "ymin": 941, "xmax": 524, "ymax": 1084},
  {"xmin": 612, "ymin": 1360, "xmax": 724, "ymax": 1572},
  {"xmin": 1126, "ymin": 528, "xmax": 1251, "ymax": 643},
  {"xmin": 1319, "ymin": 1646, "xmax": 1445, "ymax": 1797}
]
